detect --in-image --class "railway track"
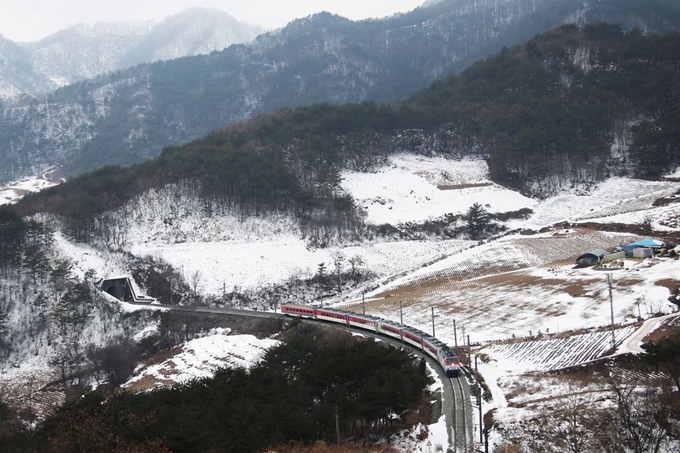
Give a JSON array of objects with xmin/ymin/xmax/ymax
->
[
  {"xmin": 130, "ymin": 302, "xmax": 475, "ymax": 451},
  {"xmin": 450, "ymin": 373, "xmax": 473, "ymax": 452}
]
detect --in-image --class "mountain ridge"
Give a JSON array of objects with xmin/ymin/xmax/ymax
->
[
  {"xmin": 0, "ymin": 8, "xmax": 263, "ymax": 97},
  {"xmin": 2, "ymin": 0, "xmax": 680, "ymax": 184},
  {"xmin": 9, "ymin": 23, "xmax": 680, "ymax": 243}
]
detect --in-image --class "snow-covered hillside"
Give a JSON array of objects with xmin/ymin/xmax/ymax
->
[
  {"xmin": 0, "ymin": 168, "xmax": 62, "ymax": 205},
  {"xmin": 343, "ymin": 155, "xmax": 536, "ymax": 225},
  {"xmin": 101, "ymin": 155, "xmax": 678, "ymax": 300},
  {"xmin": 3, "ymin": 154, "xmax": 677, "ymax": 303},
  {"xmin": 2, "ymin": 153, "xmax": 679, "ymax": 452},
  {"xmin": 123, "ymin": 328, "xmax": 279, "ymax": 391}
]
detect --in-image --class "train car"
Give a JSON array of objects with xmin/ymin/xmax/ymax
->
[
  {"xmin": 280, "ymin": 303, "xmax": 462, "ymax": 377},
  {"xmin": 280, "ymin": 304, "xmax": 317, "ymax": 319},
  {"xmin": 402, "ymin": 329, "xmax": 423, "ymax": 349},
  {"xmin": 439, "ymin": 348, "xmax": 461, "ymax": 377},
  {"xmin": 428, "ymin": 338, "xmax": 461, "ymax": 377},
  {"xmin": 348, "ymin": 314, "xmax": 376, "ymax": 331},
  {"xmin": 315, "ymin": 308, "xmax": 349, "ymax": 325},
  {"xmin": 375, "ymin": 320, "xmax": 403, "ymax": 340},
  {"xmin": 422, "ymin": 337, "xmax": 440, "ymax": 361}
]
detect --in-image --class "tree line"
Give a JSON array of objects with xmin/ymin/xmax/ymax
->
[{"xmin": 0, "ymin": 326, "xmax": 430, "ymax": 453}]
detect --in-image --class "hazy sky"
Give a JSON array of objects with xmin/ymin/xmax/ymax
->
[{"xmin": 0, "ymin": 0, "xmax": 426, "ymax": 42}]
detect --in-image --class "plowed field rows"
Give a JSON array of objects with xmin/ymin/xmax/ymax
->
[
  {"xmin": 484, "ymin": 326, "xmax": 637, "ymax": 372},
  {"xmin": 511, "ymin": 233, "xmax": 643, "ymax": 267}
]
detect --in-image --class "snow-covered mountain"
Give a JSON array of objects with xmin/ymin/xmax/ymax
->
[
  {"xmin": 0, "ymin": 8, "xmax": 263, "ymax": 97},
  {"xmin": 1, "ymin": 153, "xmax": 678, "ymax": 451},
  {"xmin": 115, "ymin": 8, "xmax": 264, "ymax": 68},
  {"xmin": 0, "ymin": 35, "xmax": 53, "ymax": 97},
  {"xmin": 2, "ymin": 0, "xmax": 679, "ymax": 186}
]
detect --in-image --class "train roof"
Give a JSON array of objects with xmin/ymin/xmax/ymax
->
[
  {"xmin": 282, "ymin": 303, "xmax": 314, "ymax": 309},
  {"xmin": 282, "ymin": 305, "xmax": 458, "ymax": 356}
]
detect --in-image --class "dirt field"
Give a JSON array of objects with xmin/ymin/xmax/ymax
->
[{"xmin": 342, "ymin": 229, "xmax": 677, "ymax": 343}]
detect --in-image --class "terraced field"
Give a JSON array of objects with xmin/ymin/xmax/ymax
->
[
  {"xmin": 339, "ymin": 230, "xmax": 650, "ymax": 343},
  {"xmin": 512, "ymin": 233, "xmax": 643, "ymax": 267},
  {"xmin": 483, "ymin": 325, "xmax": 637, "ymax": 372}
]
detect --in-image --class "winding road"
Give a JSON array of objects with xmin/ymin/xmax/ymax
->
[{"xmin": 620, "ymin": 311, "xmax": 680, "ymax": 353}]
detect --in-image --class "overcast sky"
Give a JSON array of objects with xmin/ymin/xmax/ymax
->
[{"xmin": 0, "ymin": 0, "xmax": 427, "ymax": 42}]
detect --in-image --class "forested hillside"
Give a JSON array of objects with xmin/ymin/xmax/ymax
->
[
  {"xmin": 407, "ymin": 23, "xmax": 680, "ymax": 189},
  {"xmin": 8, "ymin": 24, "xmax": 680, "ymax": 245},
  {"xmin": 1, "ymin": 0, "xmax": 679, "ymax": 184},
  {"xmin": 0, "ymin": 328, "xmax": 430, "ymax": 453}
]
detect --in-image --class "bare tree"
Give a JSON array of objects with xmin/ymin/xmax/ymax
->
[
  {"xmin": 0, "ymin": 300, "xmax": 9, "ymax": 363},
  {"xmin": 609, "ymin": 381, "xmax": 672, "ymax": 453},
  {"xmin": 332, "ymin": 252, "xmax": 345, "ymax": 291},
  {"xmin": 190, "ymin": 269, "xmax": 203, "ymax": 297},
  {"xmin": 348, "ymin": 255, "xmax": 365, "ymax": 278},
  {"xmin": 87, "ymin": 336, "xmax": 140, "ymax": 388},
  {"xmin": 642, "ymin": 214, "xmax": 653, "ymax": 235},
  {"xmin": 553, "ymin": 393, "xmax": 597, "ymax": 453}
]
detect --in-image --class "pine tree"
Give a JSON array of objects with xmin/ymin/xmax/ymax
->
[
  {"xmin": 0, "ymin": 301, "xmax": 10, "ymax": 360},
  {"xmin": 52, "ymin": 283, "xmax": 92, "ymax": 338},
  {"xmin": 465, "ymin": 202, "xmax": 490, "ymax": 239}
]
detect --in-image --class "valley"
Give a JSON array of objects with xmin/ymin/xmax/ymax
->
[
  {"xmin": 1, "ymin": 1, "xmax": 680, "ymax": 450},
  {"xmin": 1, "ymin": 154, "xmax": 678, "ymax": 451}
]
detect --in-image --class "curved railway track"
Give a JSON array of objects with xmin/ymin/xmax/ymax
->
[
  {"xmin": 131, "ymin": 302, "xmax": 474, "ymax": 451},
  {"xmin": 450, "ymin": 373, "xmax": 473, "ymax": 452}
]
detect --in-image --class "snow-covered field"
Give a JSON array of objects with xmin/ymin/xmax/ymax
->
[
  {"xmin": 0, "ymin": 168, "xmax": 62, "ymax": 205},
  {"xmin": 103, "ymin": 155, "xmax": 680, "ymax": 299},
  {"xmin": 517, "ymin": 177, "xmax": 679, "ymax": 230},
  {"xmin": 124, "ymin": 328, "xmax": 279, "ymax": 390},
  {"xmin": 344, "ymin": 155, "xmax": 537, "ymax": 225},
  {"xmin": 2, "ymin": 154, "xmax": 680, "ymax": 451}
]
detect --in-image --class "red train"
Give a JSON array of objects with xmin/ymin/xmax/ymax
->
[{"xmin": 281, "ymin": 304, "xmax": 461, "ymax": 377}]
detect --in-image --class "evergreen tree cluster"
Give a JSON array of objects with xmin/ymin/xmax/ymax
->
[
  {"xmin": 0, "ymin": 208, "xmax": 155, "ymax": 384},
  {"xmin": 465, "ymin": 203, "xmax": 490, "ymax": 239},
  {"xmin": 406, "ymin": 23, "xmax": 680, "ymax": 189},
  {"xmin": 0, "ymin": 330, "xmax": 430, "ymax": 453}
]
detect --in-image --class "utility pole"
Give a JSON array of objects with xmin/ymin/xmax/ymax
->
[
  {"xmin": 608, "ymin": 273, "xmax": 615, "ymax": 350},
  {"xmin": 362, "ymin": 292, "xmax": 365, "ymax": 315},
  {"xmin": 431, "ymin": 307, "xmax": 435, "ymax": 337},
  {"xmin": 400, "ymin": 300, "xmax": 403, "ymax": 324},
  {"xmin": 478, "ymin": 387, "xmax": 483, "ymax": 443},
  {"xmin": 335, "ymin": 406, "xmax": 340, "ymax": 445},
  {"xmin": 453, "ymin": 319, "xmax": 457, "ymax": 348},
  {"xmin": 467, "ymin": 334, "xmax": 471, "ymax": 367}
]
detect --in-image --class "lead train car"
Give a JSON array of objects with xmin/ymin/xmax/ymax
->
[{"xmin": 280, "ymin": 304, "xmax": 460, "ymax": 377}]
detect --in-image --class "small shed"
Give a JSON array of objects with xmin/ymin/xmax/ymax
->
[
  {"xmin": 633, "ymin": 248, "xmax": 654, "ymax": 259},
  {"xmin": 620, "ymin": 238, "xmax": 664, "ymax": 257},
  {"xmin": 575, "ymin": 249, "xmax": 608, "ymax": 265}
]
